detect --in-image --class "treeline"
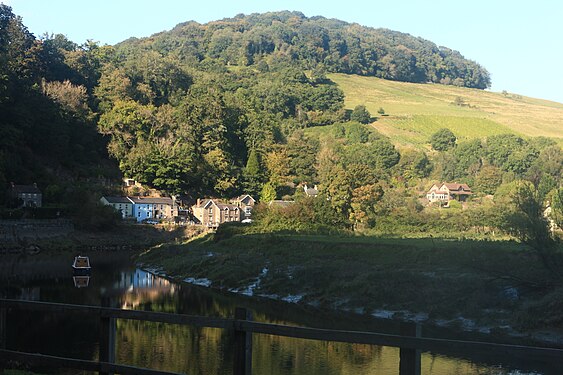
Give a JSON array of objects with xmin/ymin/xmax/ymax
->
[
  {"xmin": 117, "ymin": 11, "xmax": 491, "ymax": 89},
  {"xmin": 0, "ymin": 5, "xmax": 116, "ymax": 184},
  {"xmin": 0, "ymin": 5, "xmax": 122, "ymax": 226}
]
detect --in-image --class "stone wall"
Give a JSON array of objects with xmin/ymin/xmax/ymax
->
[{"xmin": 0, "ymin": 219, "xmax": 74, "ymax": 246}]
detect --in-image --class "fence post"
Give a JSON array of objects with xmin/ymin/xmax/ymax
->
[
  {"xmin": 0, "ymin": 307, "xmax": 6, "ymax": 350},
  {"xmin": 233, "ymin": 307, "xmax": 252, "ymax": 375},
  {"xmin": 99, "ymin": 298, "xmax": 116, "ymax": 375},
  {"xmin": 399, "ymin": 322, "xmax": 421, "ymax": 375}
]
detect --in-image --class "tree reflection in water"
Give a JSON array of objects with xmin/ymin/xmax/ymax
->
[{"xmin": 0, "ymin": 255, "xmax": 551, "ymax": 375}]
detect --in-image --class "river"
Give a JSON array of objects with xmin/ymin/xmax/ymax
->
[{"xmin": 0, "ymin": 252, "xmax": 557, "ymax": 375}]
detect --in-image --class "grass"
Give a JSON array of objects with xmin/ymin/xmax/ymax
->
[
  {"xmin": 328, "ymin": 73, "xmax": 563, "ymax": 148},
  {"xmin": 137, "ymin": 232, "xmax": 563, "ymax": 336}
]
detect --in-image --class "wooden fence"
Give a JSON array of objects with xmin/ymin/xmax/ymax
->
[{"xmin": 0, "ymin": 299, "xmax": 562, "ymax": 375}]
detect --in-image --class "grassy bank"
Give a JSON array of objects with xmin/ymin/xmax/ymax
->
[
  {"xmin": 138, "ymin": 231, "xmax": 563, "ymax": 340},
  {"xmin": 329, "ymin": 73, "xmax": 563, "ymax": 147}
]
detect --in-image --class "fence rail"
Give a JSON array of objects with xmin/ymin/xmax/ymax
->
[{"xmin": 0, "ymin": 299, "xmax": 562, "ymax": 375}]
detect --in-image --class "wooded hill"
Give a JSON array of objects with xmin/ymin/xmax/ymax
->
[{"xmin": 118, "ymin": 11, "xmax": 490, "ymax": 89}]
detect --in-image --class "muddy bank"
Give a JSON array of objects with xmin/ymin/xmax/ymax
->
[{"xmin": 137, "ymin": 233, "xmax": 563, "ymax": 348}]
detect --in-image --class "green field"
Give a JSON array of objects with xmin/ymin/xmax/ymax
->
[{"xmin": 329, "ymin": 73, "xmax": 563, "ymax": 148}]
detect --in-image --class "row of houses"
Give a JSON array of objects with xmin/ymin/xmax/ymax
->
[
  {"xmin": 100, "ymin": 194, "xmax": 256, "ymax": 226},
  {"xmin": 100, "ymin": 196, "xmax": 178, "ymax": 222}
]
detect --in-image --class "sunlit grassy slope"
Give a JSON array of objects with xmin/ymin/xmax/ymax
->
[{"xmin": 329, "ymin": 73, "xmax": 563, "ymax": 147}]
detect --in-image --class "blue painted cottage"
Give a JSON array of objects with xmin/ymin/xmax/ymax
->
[{"xmin": 128, "ymin": 196, "xmax": 154, "ymax": 222}]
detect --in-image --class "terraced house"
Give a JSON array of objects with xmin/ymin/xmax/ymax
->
[
  {"xmin": 100, "ymin": 196, "xmax": 178, "ymax": 222},
  {"xmin": 128, "ymin": 196, "xmax": 178, "ymax": 222},
  {"xmin": 99, "ymin": 196, "xmax": 134, "ymax": 218}
]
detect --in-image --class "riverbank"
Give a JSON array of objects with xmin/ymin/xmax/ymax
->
[{"xmin": 137, "ymin": 231, "xmax": 563, "ymax": 346}]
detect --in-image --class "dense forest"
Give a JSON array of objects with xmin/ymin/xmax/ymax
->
[
  {"xmin": 118, "ymin": 11, "xmax": 491, "ymax": 89},
  {"xmin": 0, "ymin": 6, "xmax": 113, "ymax": 199},
  {"xmin": 0, "ymin": 5, "xmax": 561, "ymax": 239}
]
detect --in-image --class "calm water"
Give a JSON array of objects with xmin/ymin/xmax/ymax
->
[{"xmin": 0, "ymin": 252, "xmax": 557, "ymax": 375}]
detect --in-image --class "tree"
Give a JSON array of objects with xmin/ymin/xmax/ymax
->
[
  {"xmin": 551, "ymin": 187, "xmax": 563, "ymax": 229},
  {"xmin": 345, "ymin": 122, "xmax": 370, "ymax": 143},
  {"xmin": 287, "ymin": 130, "xmax": 318, "ymax": 183},
  {"xmin": 394, "ymin": 149, "xmax": 431, "ymax": 180},
  {"xmin": 494, "ymin": 181, "xmax": 551, "ymax": 248},
  {"xmin": 243, "ymin": 149, "xmax": 264, "ymax": 196},
  {"xmin": 42, "ymin": 80, "xmax": 92, "ymax": 119},
  {"xmin": 430, "ymin": 128, "xmax": 456, "ymax": 151},
  {"xmin": 475, "ymin": 165, "xmax": 503, "ymax": 195},
  {"xmin": 264, "ymin": 147, "xmax": 291, "ymax": 186},
  {"xmin": 350, "ymin": 105, "xmax": 371, "ymax": 124},
  {"xmin": 442, "ymin": 139, "xmax": 483, "ymax": 182},
  {"xmin": 350, "ymin": 183, "xmax": 384, "ymax": 229},
  {"xmin": 260, "ymin": 182, "xmax": 277, "ymax": 203},
  {"xmin": 485, "ymin": 134, "xmax": 538, "ymax": 175}
]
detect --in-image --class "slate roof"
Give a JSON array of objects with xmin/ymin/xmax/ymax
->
[
  {"xmin": 103, "ymin": 196, "xmax": 132, "ymax": 204},
  {"xmin": 305, "ymin": 188, "xmax": 319, "ymax": 196},
  {"xmin": 195, "ymin": 199, "xmax": 238, "ymax": 210},
  {"xmin": 269, "ymin": 200, "xmax": 295, "ymax": 208},
  {"xmin": 128, "ymin": 196, "xmax": 174, "ymax": 205},
  {"xmin": 443, "ymin": 183, "xmax": 471, "ymax": 191},
  {"xmin": 11, "ymin": 184, "xmax": 41, "ymax": 194}
]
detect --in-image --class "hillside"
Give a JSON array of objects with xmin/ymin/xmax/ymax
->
[
  {"xmin": 117, "ymin": 11, "xmax": 490, "ymax": 89},
  {"xmin": 330, "ymin": 73, "xmax": 563, "ymax": 148}
]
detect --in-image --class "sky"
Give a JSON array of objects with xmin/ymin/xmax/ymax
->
[{"xmin": 3, "ymin": 0, "xmax": 563, "ymax": 104}]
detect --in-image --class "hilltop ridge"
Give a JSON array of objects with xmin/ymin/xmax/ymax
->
[{"xmin": 116, "ymin": 10, "xmax": 490, "ymax": 89}]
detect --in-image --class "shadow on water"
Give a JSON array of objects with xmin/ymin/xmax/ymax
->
[{"xmin": 0, "ymin": 251, "xmax": 559, "ymax": 375}]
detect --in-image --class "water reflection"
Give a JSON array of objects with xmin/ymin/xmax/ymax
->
[
  {"xmin": 73, "ymin": 276, "xmax": 90, "ymax": 288},
  {"xmin": 0, "ymin": 253, "xmax": 556, "ymax": 375},
  {"xmin": 112, "ymin": 269, "xmax": 175, "ymax": 309}
]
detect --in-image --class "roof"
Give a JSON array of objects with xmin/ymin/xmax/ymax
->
[
  {"xmin": 128, "ymin": 196, "xmax": 174, "ymax": 205},
  {"xmin": 305, "ymin": 188, "xmax": 318, "ymax": 196},
  {"xmin": 194, "ymin": 199, "xmax": 238, "ymax": 210},
  {"xmin": 236, "ymin": 194, "xmax": 255, "ymax": 203},
  {"xmin": 102, "ymin": 196, "xmax": 132, "ymax": 204},
  {"xmin": 427, "ymin": 183, "xmax": 472, "ymax": 194},
  {"xmin": 443, "ymin": 183, "xmax": 471, "ymax": 191},
  {"xmin": 269, "ymin": 200, "xmax": 295, "ymax": 208},
  {"xmin": 217, "ymin": 203, "xmax": 239, "ymax": 211},
  {"xmin": 11, "ymin": 184, "xmax": 41, "ymax": 194}
]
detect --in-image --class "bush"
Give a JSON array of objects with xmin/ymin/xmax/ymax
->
[
  {"xmin": 350, "ymin": 105, "xmax": 371, "ymax": 124},
  {"xmin": 430, "ymin": 128, "xmax": 456, "ymax": 151},
  {"xmin": 213, "ymin": 222, "xmax": 248, "ymax": 242}
]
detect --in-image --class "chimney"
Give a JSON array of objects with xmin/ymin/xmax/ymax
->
[
  {"xmin": 197, "ymin": 198, "xmax": 201, "ymax": 206},
  {"xmin": 33, "ymin": 183, "xmax": 37, "ymax": 188},
  {"xmin": 303, "ymin": 184, "xmax": 308, "ymax": 192},
  {"xmin": 314, "ymin": 185, "xmax": 317, "ymax": 191}
]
